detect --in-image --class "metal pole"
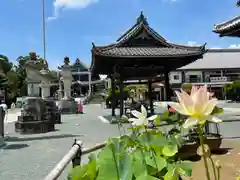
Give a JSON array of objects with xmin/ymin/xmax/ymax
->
[
  {"xmin": 42, "ymin": 0, "xmax": 46, "ymax": 61},
  {"xmin": 44, "ymin": 140, "xmax": 83, "ymax": 180}
]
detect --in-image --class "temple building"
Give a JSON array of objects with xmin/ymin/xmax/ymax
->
[
  {"xmin": 213, "ymin": 16, "xmax": 240, "ymax": 37},
  {"xmin": 90, "ymin": 12, "xmax": 205, "ymax": 116},
  {"xmin": 169, "ymin": 48, "xmax": 240, "ymax": 99},
  {"xmin": 70, "ymin": 58, "xmax": 103, "ymax": 96}
]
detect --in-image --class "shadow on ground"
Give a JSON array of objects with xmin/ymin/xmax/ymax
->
[
  {"xmin": 223, "ymin": 136, "xmax": 240, "ymax": 139},
  {"xmin": 4, "ymin": 134, "xmax": 83, "ymax": 142},
  {"xmin": 182, "ymin": 148, "xmax": 232, "ymax": 162},
  {"xmin": 212, "ymin": 147, "xmax": 233, "ymax": 155},
  {"xmin": 3, "ymin": 143, "xmax": 29, "ymax": 150}
]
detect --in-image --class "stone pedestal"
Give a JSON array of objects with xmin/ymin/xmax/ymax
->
[
  {"xmin": 15, "ymin": 97, "xmax": 55, "ymax": 134},
  {"xmin": 44, "ymin": 99, "xmax": 61, "ymax": 124},
  {"xmin": 63, "ymin": 78, "xmax": 72, "ymax": 99},
  {"xmin": 60, "ymin": 58, "xmax": 73, "ymax": 99},
  {"xmin": 41, "ymin": 83, "xmax": 50, "ymax": 99},
  {"xmin": 56, "ymin": 99, "xmax": 77, "ymax": 114},
  {"xmin": 56, "ymin": 57, "xmax": 76, "ymax": 114}
]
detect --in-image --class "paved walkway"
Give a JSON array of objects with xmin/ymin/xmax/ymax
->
[{"xmin": 0, "ymin": 104, "xmax": 130, "ymax": 180}]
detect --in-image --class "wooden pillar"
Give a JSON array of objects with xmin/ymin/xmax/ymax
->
[
  {"xmin": 164, "ymin": 70, "xmax": 171, "ymax": 101},
  {"xmin": 111, "ymin": 78, "xmax": 116, "ymax": 116},
  {"xmin": 119, "ymin": 77, "xmax": 124, "ymax": 117},
  {"xmin": 148, "ymin": 80, "xmax": 154, "ymax": 115},
  {"xmin": 181, "ymin": 71, "xmax": 185, "ymax": 83},
  {"xmin": 202, "ymin": 71, "xmax": 205, "ymax": 82}
]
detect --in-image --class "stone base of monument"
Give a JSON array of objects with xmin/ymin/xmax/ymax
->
[
  {"xmin": 43, "ymin": 99, "xmax": 62, "ymax": 124},
  {"xmin": 56, "ymin": 99, "xmax": 77, "ymax": 114},
  {"xmin": 0, "ymin": 137, "xmax": 5, "ymax": 148},
  {"xmin": 15, "ymin": 120, "xmax": 54, "ymax": 134},
  {"xmin": 14, "ymin": 97, "xmax": 56, "ymax": 134}
]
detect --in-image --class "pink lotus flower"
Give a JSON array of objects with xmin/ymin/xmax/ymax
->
[{"xmin": 170, "ymin": 85, "xmax": 222, "ymax": 128}]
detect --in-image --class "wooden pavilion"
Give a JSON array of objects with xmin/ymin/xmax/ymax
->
[
  {"xmin": 90, "ymin": 12, "xmax": 206, "ymax": 117},
  {"xmin": 213, "ymin": 16, "xmax": 240, "ymax": 37}
]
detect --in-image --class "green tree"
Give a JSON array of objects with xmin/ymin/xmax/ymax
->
[
  {"xmin": 237, "ymin": 0, "xmax": 240, "ymax": 6},
  {"xmin": 6, "ymin": 71, "xmax": 19, "ymax": 99},
  {"xmin": 0, "ymin": 55, "xmax": 13, "ymax": 74}
]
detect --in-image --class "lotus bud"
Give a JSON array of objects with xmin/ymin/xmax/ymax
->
[
  {"xmin": 197, "ymin": 144, "xmax": 211, "ymax": 157},
  {"xmin": 215, "ymin": 160, "xmax": 221, "ymax": 169}
]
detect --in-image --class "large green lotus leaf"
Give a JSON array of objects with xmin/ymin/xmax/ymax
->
[
  {"xmin": 132, "ymin": 149, "xmax": 148, "ymax": 177},
  {"xmin": 86, "ymin": 153, "xmax": 97, "ymax": 179},
  {"xmin": 164, "ymin": 167, "xmax": 178, "ymax": 180},
  {"xmin": 135, "ymin": 173, "xmax": 159, "ymax": 180},
  {"xmin": 138, "ymin": 132, "xmax": 168, "ymax": 148},
  {"xmin": 68, "ymin": 153, "xmax": 98, "ymax": 180},
  {"xmin": 144, "ymin": 151, "xmax": 167, "ymax": 172},
  {"xmin": 176, "ymin": 161, "xmax": 192, "ymax": 177},
  {"xmin": 120, "ymin": 135, "xmax": 136, "ymax": 148},
  {"xmin": 162, "ymin": 143, "xmax": 178, "ymax": 157},
  {"xmin": 167, "ymin": 134, "xmax": 184, "ymax": 147},
  {"xmin": 68, "ymin": 164, "xmax": 88, "ymax": 180},
  {"xmin": 96, "ymin": 140, "xmax": 133, "ymax": 180}
]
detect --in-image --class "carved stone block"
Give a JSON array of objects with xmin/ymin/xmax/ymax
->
[{"xmin": 15, "ymin": 120, "xmax": 54, "ymax": 134}]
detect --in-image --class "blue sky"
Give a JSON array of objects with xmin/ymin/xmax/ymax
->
[{"xmin": 0, "ymin": 0, "xmax": 239, "ymax": 69}]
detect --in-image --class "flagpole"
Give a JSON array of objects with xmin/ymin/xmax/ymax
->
[{"xmin": 42, "ymin": 0, "xmax": 46, "ymax": 61}]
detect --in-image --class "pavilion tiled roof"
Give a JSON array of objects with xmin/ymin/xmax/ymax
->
[
  {"xmin": 92, "ymin": 12, "xmax": 206, "ymax": 58},
  {"xmin": 93, "ymin": 46, "xmax": 205, "ymax": 58},
  {"xmin": 213, "ymin": 16, "xmax": 240, "ymax": 36}
]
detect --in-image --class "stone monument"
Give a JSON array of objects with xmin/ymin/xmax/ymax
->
[
  {"xmin": 15, "ymin": 97, "xmax": 55, "ymax": 134},
  {"xmin": 56, "ymin": 57, "xmax": 77, "ymax": 114},
  {"xmin": 15, "ymin": 53, "xmax": 61, "ymax": 134}
]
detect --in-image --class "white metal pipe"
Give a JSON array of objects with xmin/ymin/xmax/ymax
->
[{"xmin": 44, "ymin": 141, "xmax": 83, "ymax": 180}]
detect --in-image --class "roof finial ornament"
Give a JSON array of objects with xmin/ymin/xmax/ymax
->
[
  {"xmin": 92, "ymin": 42, "xmax": 96, "ymax": 48},
  {"xmin": 137, "ymin": 11, "xmax": 148, "ymax": 25}
]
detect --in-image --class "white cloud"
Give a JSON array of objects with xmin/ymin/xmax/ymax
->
[
  {"xmin": 47, "ymin": 0, "xmax": 98, "ymax": 21},
  {"xmin": 162, "ymin": 0, "xmax": 178, "ymax": 3},
  {"xmin": 209, "ymin": 47, "xmax": 221, "ymax": 49},
  {"xmin": 187, "ymin": 41, "xmax": 200, "ymax": 46},
  {"xmin": 228, "ymin": 44, "xmax": 240, "ymax": 48}
]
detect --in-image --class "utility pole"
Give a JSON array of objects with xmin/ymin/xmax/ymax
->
[{"xmin": 42, "ymin": 0, "xmax": 46, "ymax": 62}]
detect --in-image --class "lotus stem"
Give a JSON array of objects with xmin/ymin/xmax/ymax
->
[
  {"xmin": 209, "ymin": 156, "xmax": 217, "ymax": 180},
  {"xmin": 217, "ymin": 167, "xmax": 220, "ymax": 180},
  {"xmin": 197, "ymin": 126, "xmax": 211, "ymax": 180}
]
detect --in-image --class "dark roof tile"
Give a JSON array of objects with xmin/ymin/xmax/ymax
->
[
  {"xmin": 95, "ymin": 47, "xmax": 204, "ymax": 57},
  {"xmin": 213, "ymin": 16, "xmax": 240, "ymax": 34}
]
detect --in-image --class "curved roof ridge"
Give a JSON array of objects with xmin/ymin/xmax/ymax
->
[{"xmin": 214, "ymin": 16, "xmax": 240, "ymax": 29}]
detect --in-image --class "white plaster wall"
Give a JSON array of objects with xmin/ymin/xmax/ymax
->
[
  {"xmin": 169, "ymin": 72, "xmax": 182, "ymax": 84},
  {"xmin": 185, "ymin": 71, "xmax": 202, "ymax": 76}
]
